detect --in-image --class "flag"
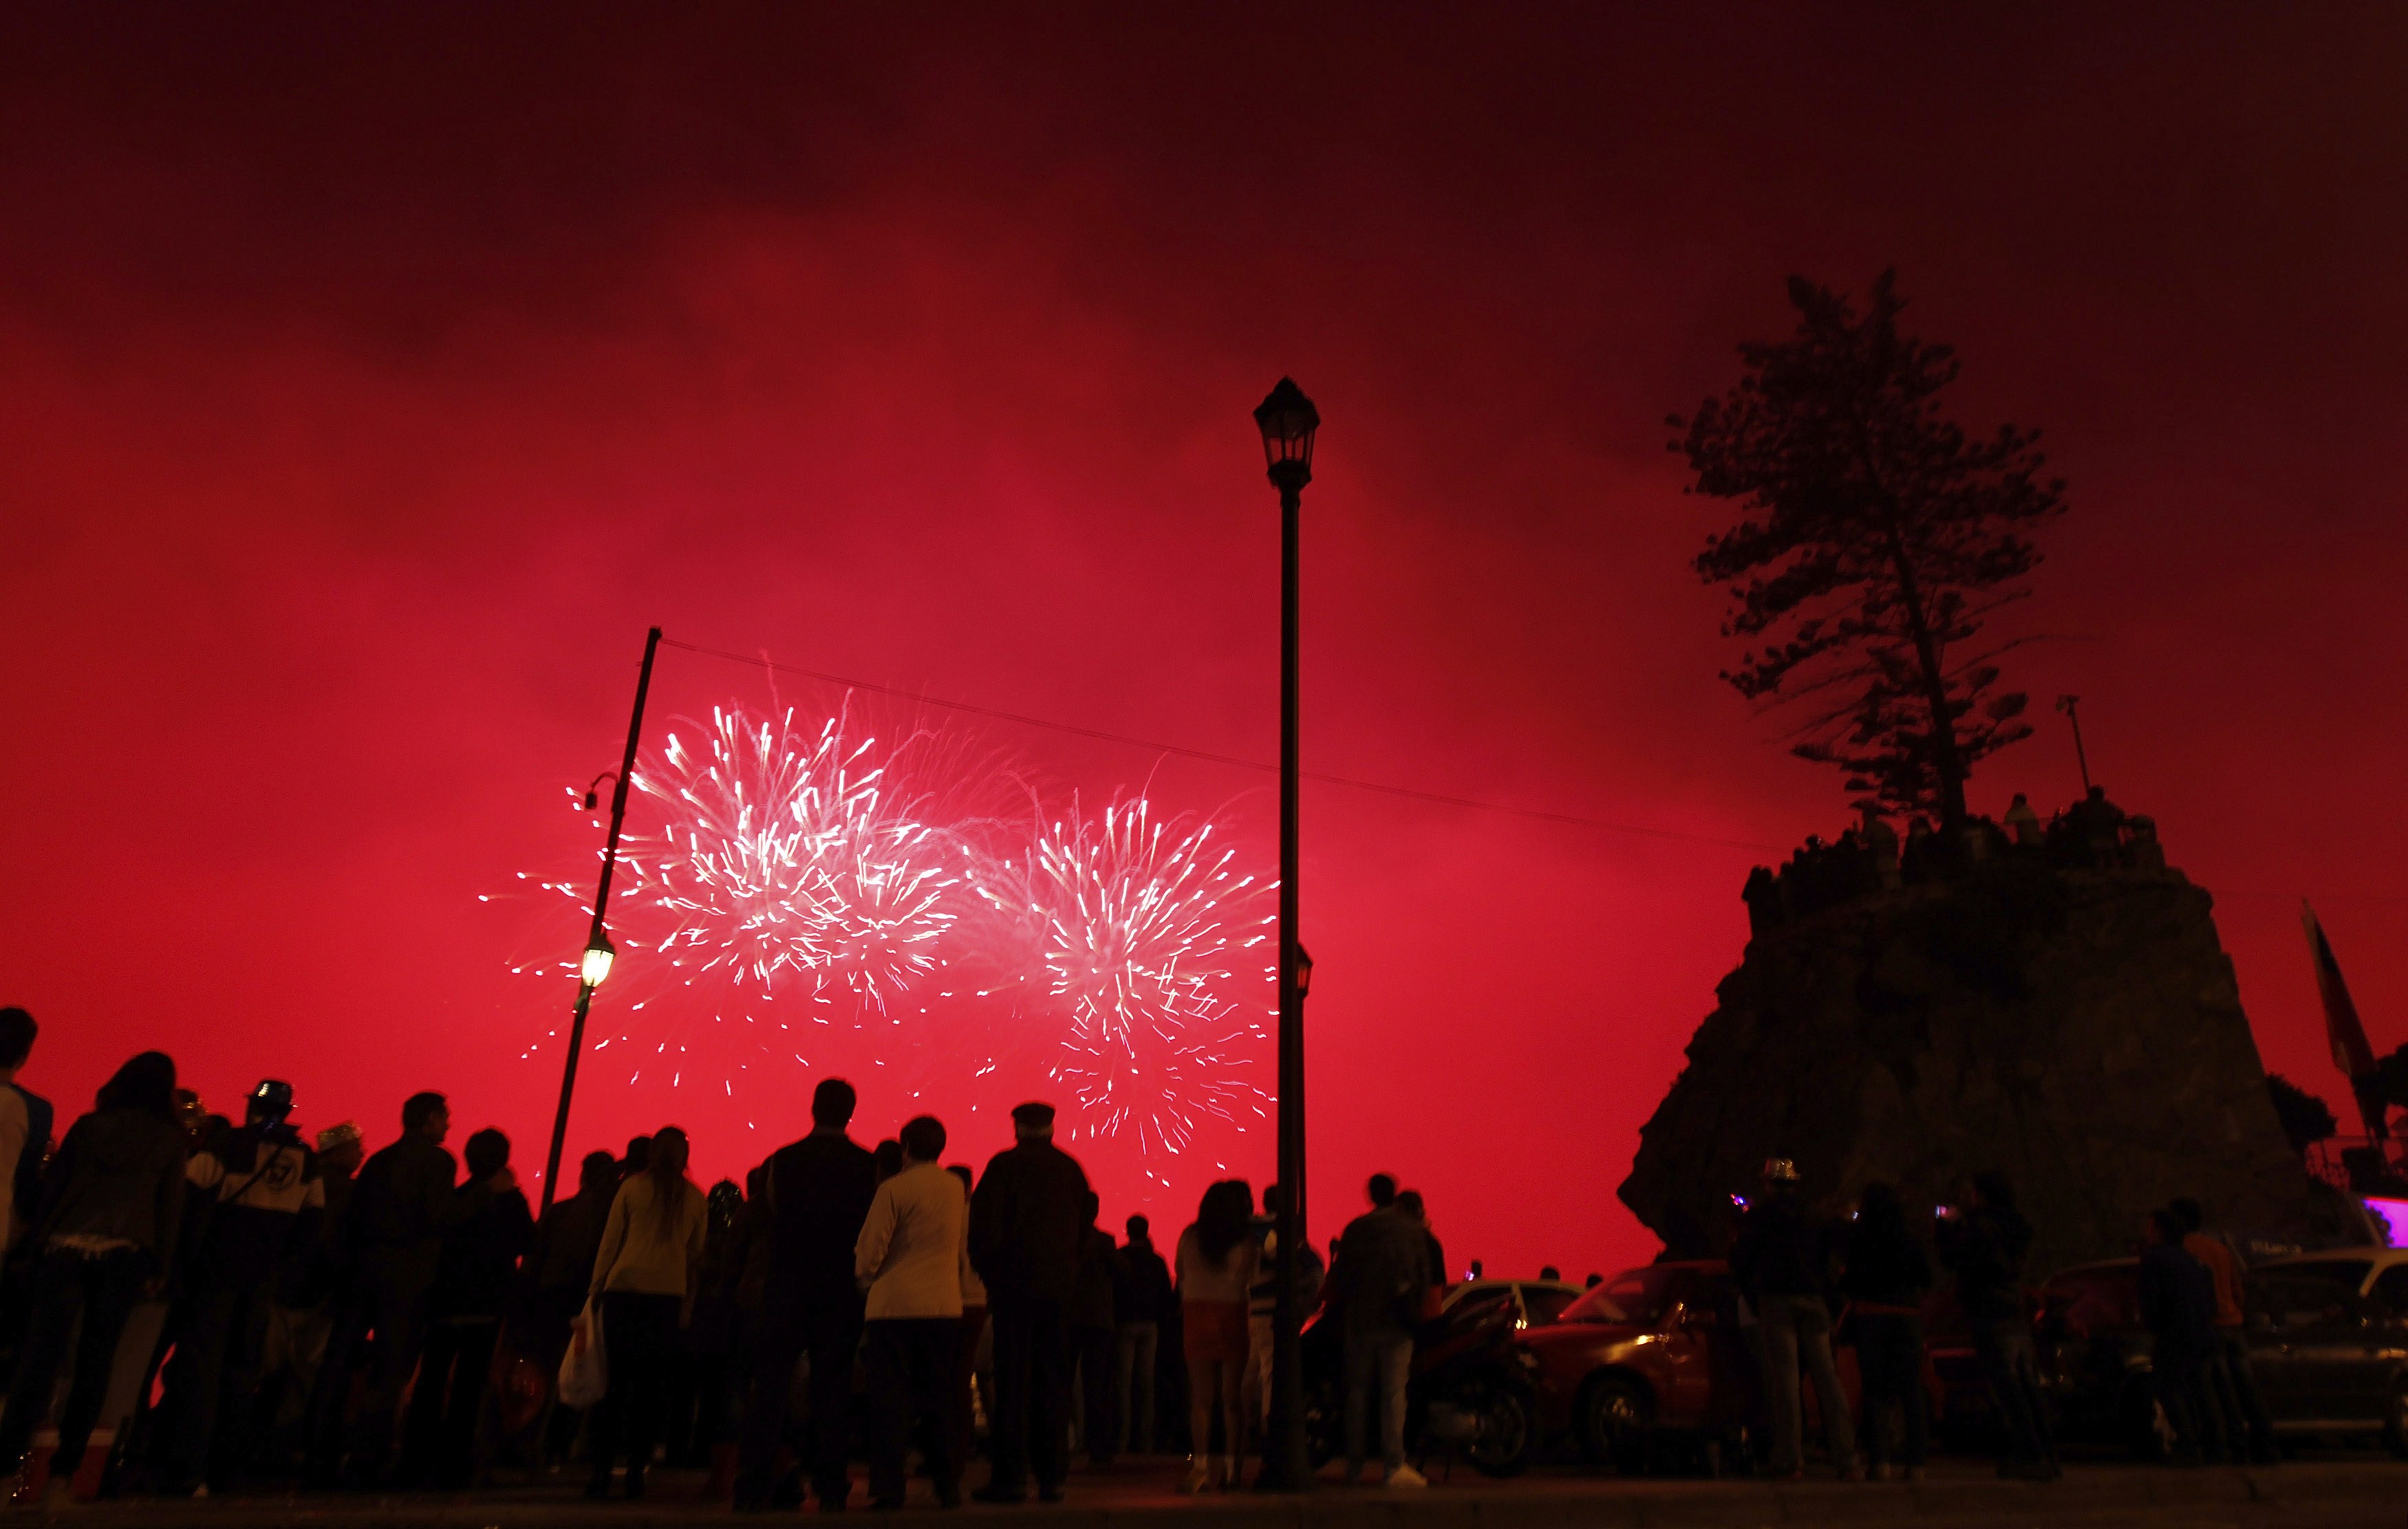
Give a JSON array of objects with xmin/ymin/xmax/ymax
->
[{"xmin": 2302, "ymin": 900, "xmax": 2384, "ymax": 1138}]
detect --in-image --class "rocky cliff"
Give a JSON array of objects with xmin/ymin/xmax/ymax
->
[{"xmin": 1620, "ymin": 858, "xmax": 2319, "ymax": 1277}]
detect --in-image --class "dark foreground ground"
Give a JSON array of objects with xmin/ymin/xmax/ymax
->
[{"xmin": 14, "ymin": 1455, "xmax": 2408, "ymax": 1528}]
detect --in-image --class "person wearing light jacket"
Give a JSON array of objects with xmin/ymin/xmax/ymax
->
[
  {"xmin": 584, "ymin": 1126, "xmax": 705, "ymax": 1501},
  {"xmin": 855, "ymin": 1115, "xmax": 965, "ymax": 1510}
]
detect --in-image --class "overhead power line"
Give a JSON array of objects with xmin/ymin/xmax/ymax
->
[{"xmin": 656, "ymin": 636, "xmax": 1782, "ymax": 854}]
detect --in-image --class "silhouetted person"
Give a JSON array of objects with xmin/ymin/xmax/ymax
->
[
  {"xmin": 1331, "ymin": 1173, "xmax": 1430, "ymax": 1488},
  {"xmin": 586, "ymin": 1125, "xmax": 705, "ymax": 1499},
  {"xmin": 620, "ymin": 1134, "xmax": 652, "ymax": 1182},
  {"xmin": 1538, "ymin": 1264, "xmax": 1561, "ymax": 1282},
  {"xmin": 1937, "ymin": 1171, "xmax": 2056, "ymax": 1479},
  {"xmin": 1860, "ymin": 806, "xmax": 1902, "ymax": 890},
  {"xmin": 532, "ymin": 1151, "xmax": 619, "ymax": 1355},
  {"xmin": 1584, "ymin": 1272, "xmax": 1603, "ymax": 1289},
  {"xmin": 874, "ymin": 1137, "xmax": 904, "ymax": 1183},
  {"xmin": 1742, "ymin": 865, "xmax": 1782, "ymax": 938},
  {"xmin": 0, "ymin": 1008, "xmax": 45, "ymax": 1255},
  {"xmin": 1243, "ymin": 1182, "xmax": 1320, "ymax": 1440},
  {"xmin": 310, "ymin": 1089, "xmax": 484, "ymax": 1486},
  {"xmin": 1841, "ymin": 1182, "xmax": 1931, "ymax": 1481},
  {"xmin": 1114, "ymin": 1213, "xmax": 1171, "ymax": 1455},
  {"xmin": 683, "ymin": 1178, "xmax": 749, "ymax": 1466},
  {"xmin": 946, "ymin": 1164, "xmax": 988, "ymax": 1475},
  {"xmin": 1395, "ymin": 1191, "xmax": 1445, "ymax": 1299},
  {"xmin": 1730, "ymin": 1158, "xmax": 1858, "ymax": 1480},
  {"xmin": 400, "ymin": 1127, "xmax": 530, "ymax": 1488},
  {"xmin": 2171, "ymin": 1197, "xmax": 2275, "ymax": 1462},
  {"xmin": 164, "ymin": 1078, "xmax": 324, "ymax": 1494},
  {"xmin": 2138, "ymin": 1208, "xmax": 2222, "ymax": 1464},
  {"xmin": 2127, "ymin": 814, "xmax": 2167, "ymax": 870},
  {"xmin": 0, "ymin": 1052, "xmax": 186, "ymax": 1500},
  {"xmin": 2004, "ymin": 792, "xmax": 2043, "ymax": 847},
  {"xmin": 968, "ymin": 1100, "xmax": 1091, "ymax": 1503},
  {"xmin": 1900, "ymin": 818, "xmax": 1938, "ymax": 885},
  {"xmin": 735, "ymin": 1078, "xmax": 877, "ymax": 1512},
  {"xmin": 1175, "ymin": 1180, "xmax": 1256, "ymax": 1492},
  {"xmin": 855, "ymin": 1115, "xmax": 965, "ymax": 1510},
  {"xmin": 1071, "ymin": 1191, "xmax": 1122, "ymax": 1466}
]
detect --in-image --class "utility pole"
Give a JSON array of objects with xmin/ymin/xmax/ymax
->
[
  {"xmin": 540, "ymin": 625, "xmax": 662, "ymax": 1214},
  {"xmin": 2056, "ymin": 693, "xmax": 2092, "ymax": 794}
]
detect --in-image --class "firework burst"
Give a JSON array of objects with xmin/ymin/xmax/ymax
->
[
  {"xmin": 973, "ymin": 794, "xmax": 1274, "ymax": 1155},
  {"xmin": 624, "ymin": 704, "xmax": 964, "ymax": 1009}
]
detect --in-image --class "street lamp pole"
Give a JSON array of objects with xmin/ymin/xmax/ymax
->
[
  {"xmin": 1255, "ymin": 378, "xmax": 1319, "ymax": 1490},
  {"xmin": 539, "ymin": 624, "xmax": 662, "ymax": 1215}
]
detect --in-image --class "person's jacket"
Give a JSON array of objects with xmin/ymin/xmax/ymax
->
[
  {"xmin": 429, "ymin": 1183, "xmax": 535, "ymax": 1319},
  {"xmin": 1730, "ymin": 1191, "xmax": 1831, "ymax": 1302},
  {"xmin": 2137, "ymin": 1241, "xmax": 2218, "ymax": 1363},
  {"xmin": 1113, "ymin": 1235, "xmax": 1174, "ymax": 1325},
  {"xmin": 8, "ymin": 1083, "xmax": 52, "ymax": 1228},
  {"xmin": 533, "ymin": 1184, "xmax": 617, "ymax": 1294},
  {"xmin": 1073, "ymin": 1224, "xmax": 1124, "ymax": 1332},
  {"xmin": 348, "ymin": 1134, "xmax": 490, "ymax": 1291},
  {"xmin": 854, "ymin": 1162, "xmax": 967, "ymax": 1322},
  {"xmin": 186, "ymin": 1127, "xmax": 323, "ymax": 1284},
  {"xmin": 1936, "ymin": 1204, "xmax": 2032, "ymax": 1327},
  {"xmin": 1330, "ymin": 1205, "xmax": 1432, "ymax": 1334},
  {"xmin": 34, "ymin": 1106, "xmax": 189, "ymax": 1270},
  {"xmin": 1840, "ymin": 1214, "xmax": 1933, "ymax": 1310},
  {"xmin": 761, "ymin": 1130, "xmax": 878, "ymax": 1305},
  {"xmin": 967, "ymin": 1137, "xmax": 1091, "ymax": 1306}
]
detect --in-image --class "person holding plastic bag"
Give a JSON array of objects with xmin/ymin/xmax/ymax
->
[{"xmin": 583, "ymin": 1127, "xmax": 705, "ymax": 1500}]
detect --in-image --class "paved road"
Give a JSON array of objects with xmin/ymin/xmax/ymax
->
[{"xmin": 14, "ymin": 1455, "xmax": 2408, "ymax": 1528}]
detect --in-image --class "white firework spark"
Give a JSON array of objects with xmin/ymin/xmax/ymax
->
[
  {"xmin": 624, "ymin": 704, "xmax": 963, "ymax": 1008},
  {"xmin": 975, "ymin": 794, "xmax": 1274, "ymax": 1154}
]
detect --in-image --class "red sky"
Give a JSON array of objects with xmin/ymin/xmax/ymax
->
[{"xmin": 5, "ymin": 4, "xmax": 2406, "ymax": 1277}]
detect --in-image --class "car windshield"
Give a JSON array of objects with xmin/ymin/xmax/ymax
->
[
  {"xmin": 1562, "ymin": 1266, "xmax": 1688, "ymax": 1327},
  {"xmin": 1523, "ymin": 1287, "xmax": 1577, "ymax": 1327}
]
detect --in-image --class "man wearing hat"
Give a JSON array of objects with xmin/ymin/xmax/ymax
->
[
  {"xmin": 967, "ymin": 1102, "xmax": 1091, "ymax": 1503},
  {"xmin": 1729, "ymin": 1157, "xmax": 1858, "ymax": 1481}
]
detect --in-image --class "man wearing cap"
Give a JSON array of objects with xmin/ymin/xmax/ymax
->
[
  {"xmin": 967, "ymin": 1102, "xmax": 1090, "ymax": 1503},
  {"xmin": 1729, "ymin": 1158, "xmax": 1858, "ymax": 1481},
  {"xmin": 164, "ymin": 1079, "xmax": 324, "ymax": 1494}
]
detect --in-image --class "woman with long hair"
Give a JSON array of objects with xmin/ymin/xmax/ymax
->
[
  {"xmin": 0, "ymin": 1052, "xmax": 187, "ymax": 1499},
  {"xmin": 1175, "ymin": 1178, "xmax": 1258, "ymax": 1492},
  {"xmin": 585, "ymin": 1125, "xmax": 707, "ymax": 1499}
]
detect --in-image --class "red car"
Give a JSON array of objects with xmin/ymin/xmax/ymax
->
[{"xmin": 1516, "ymin": 1260, "xmax": 1950, "ymax": 1472}]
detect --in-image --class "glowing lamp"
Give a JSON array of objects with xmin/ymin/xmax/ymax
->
[
  {"xmin": 1254, "ymin": 377, "xmax": 1320, "ymax": 482},
  {"xmin": 580, "ymin": 932, "xmax": 617, "ymax": 989}
]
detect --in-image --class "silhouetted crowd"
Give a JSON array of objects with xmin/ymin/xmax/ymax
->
[
  {"xmin": 0, "ymin": 1010, "xmax": 1484, "ymax": 1508},
  {"xmin": 1729, "ymin": 1160, "xmax": 2277, "ymax": 1484},
  {"xmin": 1743, "ymin": 786, "xmax": 2169, "ymax": 935}
]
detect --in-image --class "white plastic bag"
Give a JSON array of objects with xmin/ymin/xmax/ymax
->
[{"xmin": 557, "ymin": 1297, "xmax": 608, "ymax": 1409}]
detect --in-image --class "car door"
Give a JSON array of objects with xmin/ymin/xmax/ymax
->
[{"xmin": 2249, "ymin": 1272, "xmax": 2359, "ymax": 1424}]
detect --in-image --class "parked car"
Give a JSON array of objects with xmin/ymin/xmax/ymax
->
[
  {"xmin": 2032, "ymin": 1258, "xmax": 2162, "ymax": 1455},
  {"xmin": 2246, "ymin": 1253, "xmax": 2408, "ymax": 1454},
  {"xmin": 1514, "ymin": 1260, "xmax": 1819, "ymax": 1472},
  {"xmin": 2034, "ymin": 1251, "xmax": 2408, "ymax": 1459},
  {"xmin": 1441, "ymin": 1279, "xmax": 1584, "ymax": 1330}
]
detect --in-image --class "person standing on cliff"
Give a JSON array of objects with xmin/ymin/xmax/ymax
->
[
  {"xmin": 1729, "ymin": 1158, "xmax": 1858, "ymax": 1481},
  {"xmin": 1936, "ymin": 1173, "xmax": 2057, "ymax": 1480},
  {"xmin": 2003, "ymin": 792, "xmax": 2043, "ymax": 847}
]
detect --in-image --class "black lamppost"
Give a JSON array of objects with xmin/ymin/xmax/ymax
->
[
  {"xmin": 539, "ymin": 625, "xmax": 661, "ymax": 1215},
  {"xmin": 1254, "ymin": 377, "xmax": 1318, "ymax": 1489}
]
